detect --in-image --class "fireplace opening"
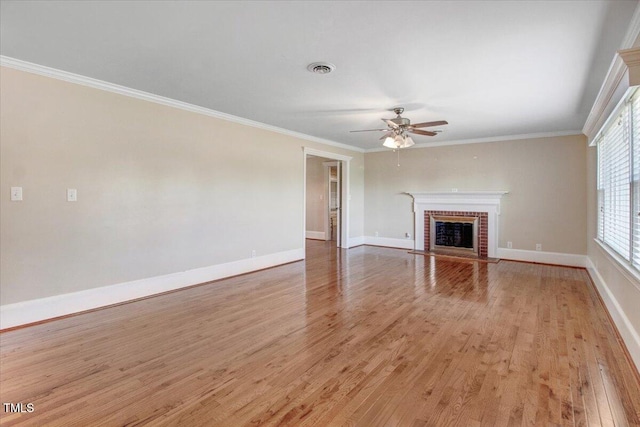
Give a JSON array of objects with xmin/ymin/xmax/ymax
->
[
  {"xmin": 435, "ymin": 222, "xmax": 473, "ymax": 248},
  {"xmin": 430, "ymin": 215, "xmax": 478, "ymax": 256}
]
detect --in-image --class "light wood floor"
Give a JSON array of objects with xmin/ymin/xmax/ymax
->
[{"xmin": 1, "ymin": 241, "xmax": 639, "ymax": 426}]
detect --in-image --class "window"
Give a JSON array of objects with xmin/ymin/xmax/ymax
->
[{"xmin": 597, "ymin": 88, "xmax": 640, "ymax": 270}]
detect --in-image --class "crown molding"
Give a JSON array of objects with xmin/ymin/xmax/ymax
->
[
  {"xmin": 585, "ymin": 47, "xmax": 640, "ymax": 146},
  {"xmin": 582, "ymin": 49, "xmax": 636, "ymax": 142},
  {"xmin": 582, "ymin": 2, "xmax": 640, "ymax": 142},
  {"xmin": 0, "ymin": 56, "xmax": 365, "ymax": 154},
  {"xmin": 364, "ymin": 130, "xmax": 583, "ymax": 153},
  {"xmin": 620, "ymin": 47, "xmax": 640, "ymax": 76}
]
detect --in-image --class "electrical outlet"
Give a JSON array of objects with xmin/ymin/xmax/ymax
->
[
  {"xmin": 67, "ymin": 188, "xmax": 77, "ymax": 202},
  {"xmin": 251, "ymin": 250, "xmax": 256, "ymax": 258},
  {"xmin": 375, "ymin": 231, "xmax": 379, "ymax": 237},
  {"xmin": 536, "ymin": 243, "xmax": 542, "ymax": 251},
  {"xmin": 507, "ymin": 241, "xmax": 512, "ymax": 249},
  {"xmin": 10, "ymin": 187, "xmax": 23, "ymax": 201}
]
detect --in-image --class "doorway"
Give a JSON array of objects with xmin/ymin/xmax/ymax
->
[
  {"xmin": 303, "ymin": 148, "xmax": 351, "ymax": 251},
  {"xmin": 324, "ymin": 161, "xmax": 341, "ymax": 245}
]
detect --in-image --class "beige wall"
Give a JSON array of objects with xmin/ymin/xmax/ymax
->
[
  {"xmin": 0, "ymin": 67, "xmax": 363, "ymax": 304},
  {"xmin": 364, "ymin": 135, "xmax": 587, "ymax": 254},
  {"xmin": 305, "ymin": 156, "xmax": 326, "ymax": 234}
]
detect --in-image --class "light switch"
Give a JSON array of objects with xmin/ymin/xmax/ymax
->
[
  {"xmin": 67, "ymin": 188, "xmax": 77, "ymax": 202},
  {"xmin": 10, "ymin": 187, "xmax": 23, "ymax": 201}
]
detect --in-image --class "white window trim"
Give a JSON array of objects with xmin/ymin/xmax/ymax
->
[
  {"xmin": 595, "ymin": 85, "xmax": 640, "ymax": 289},
  {"xmin": 594, "ymin": 238, "xmax": 640, "ymax": 292}
]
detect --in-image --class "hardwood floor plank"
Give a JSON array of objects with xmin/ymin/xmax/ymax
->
[{"xmin": 1, "ymin": 241, "xmax": 639, "ymax": 426}]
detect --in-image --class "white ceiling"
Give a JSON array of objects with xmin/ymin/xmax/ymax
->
[{"xmin": 1, "ymin": 1, "xmax": 637, "ymax": 151}]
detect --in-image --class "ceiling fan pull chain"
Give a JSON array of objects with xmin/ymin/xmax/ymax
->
[{"xmin": 397, "ymin": 149, "xmax": 400, "ymax": 167}]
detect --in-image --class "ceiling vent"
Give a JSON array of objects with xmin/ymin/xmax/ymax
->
[{"xmin": 307, "ymin": 62, "xmax": 335, "ymax": 74}]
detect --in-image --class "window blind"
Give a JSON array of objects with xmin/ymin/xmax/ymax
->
[
  {"xmin": 598, "ymin": 102, "xmax": 630, "ymax": 260},
  {"xmin": 633, "ymin": 94, "xmax": 640, "ymax": 268}
]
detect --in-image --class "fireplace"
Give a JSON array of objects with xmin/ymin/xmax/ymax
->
[
  {"xmin": 406, "ymin": 191, "xmax": 508, "ymax": 259},
  {"xmin": 430, "ymin": 215, "xmax": 478, "ymax": 255}
]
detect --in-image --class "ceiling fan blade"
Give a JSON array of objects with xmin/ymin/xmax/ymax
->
[
  {"xmin": 379, "ymin": 132, "xmax": 394, "ymax": 140},
  {"xmin": 411, "ymin": 120, "xmax": 448, "ymax": 128},
  {"xmin": 409, "ymin": 129, "xmax": 438, "ymax": 137},
  {"xmin": 350, "ymin": 128, "xmax": 388, "ymax": 133},
  {"xmin": 382, "ymin": 119, "xmax": 399, "ymax": 129}
]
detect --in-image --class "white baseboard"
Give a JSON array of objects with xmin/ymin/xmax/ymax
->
[
  {"xmin": 305, "ymin": 230, "xmax": 326, "ymax": 240},
  {"xmin": 364, "ymin": 236, "xmax": 415, "ymax": 250},
  {"xmin": 586, "ymin": 258, "xmax": 640, "ymax": 372},
  {"xmin": 347, "ymin": 236, "xmax": 365, "ymax": 248},
  {"xmin": 496, "ymin": 248, "xmax": 587, "ymax": 267},
  {"xmin": 0, "ymin": 247, "xmax": 304, "ymax": 330}
]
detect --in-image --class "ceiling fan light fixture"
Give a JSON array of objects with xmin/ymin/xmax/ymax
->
[
  {"xmin": 392, "ymin": 134, "xmax": 414, "ymax": 149},
  {"xmin": 383, "ymin": 135, "xmax": 397, "ymax": 148},
  {"xmin": 401, "ymin": 135, "xmax": 415, "ymax": 148},
  {"xmin": 383, "ymin": 132, "xmax": 415, "ymax": 149}
]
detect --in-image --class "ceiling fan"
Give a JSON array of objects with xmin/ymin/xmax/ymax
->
[{"xmin": 350, "ymin": 107, "xmax": 448, "ymax": 149}]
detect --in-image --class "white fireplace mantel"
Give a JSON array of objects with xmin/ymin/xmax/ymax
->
[{"xmin": 406, "ymin": 191, "xmax": 508, "ymax": 256}]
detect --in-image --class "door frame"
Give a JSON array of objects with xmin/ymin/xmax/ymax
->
[
  {"xmin": 303, "ymin": 147, "xmax": 351, "ymax": 252},
  {"xmin": 323, "ymin": 161, "xmax": 340, "ymax": 245}
]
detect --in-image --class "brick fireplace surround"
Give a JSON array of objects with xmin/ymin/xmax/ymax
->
[
  {"xmin": 407, "ymin": 191, "xmax": 508, "ymax": 259},
  {"xmin": 425, "ymin": 211, "xmax": 488, "ymax": 258}
]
